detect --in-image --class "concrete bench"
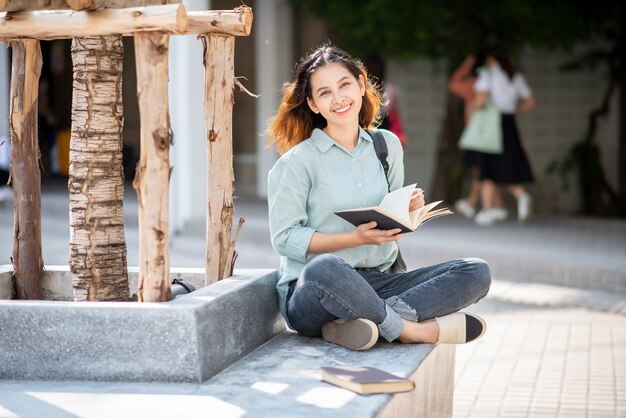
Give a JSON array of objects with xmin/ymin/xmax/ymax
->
[
  {"xmin": 0, "ymin": 266, "xmax": 455, "ymax": 417},
  {"xmin": 200, "ymin": 331, "xmax": 455, "ymax": 418}
]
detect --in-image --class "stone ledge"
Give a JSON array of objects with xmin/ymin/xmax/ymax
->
[
  {"xmin": 198, "ymin": 331, "xmax": 455, "ymax": 418},
  {"xmin": 0, "ymin": 264, "xmax": 209, "ymax": 300},
  {"xmin": 0, "ymin": 268, "xmax": 285, "ymax": 383}
]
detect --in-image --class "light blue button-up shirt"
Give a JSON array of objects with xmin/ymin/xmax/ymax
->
[{"xmin": 267, "ymin": 127, "xmax": 405, "ymax": 321}]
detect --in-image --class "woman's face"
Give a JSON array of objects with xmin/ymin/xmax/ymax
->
[{"xmin": 306, "ymin": 62, "xmax": 365, "ymax": 129}]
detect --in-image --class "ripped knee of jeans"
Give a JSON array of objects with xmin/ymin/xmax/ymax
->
[{"xmin": 385, "ymin": 296, "xmax": 418, "ymax": 322}]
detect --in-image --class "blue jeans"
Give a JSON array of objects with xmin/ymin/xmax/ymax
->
[{"xmin": 286, "ymin": 254, "xmax": 491, "ymax": 342}]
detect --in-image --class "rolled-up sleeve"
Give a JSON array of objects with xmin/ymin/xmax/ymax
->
[{"xmin": 267, "ymin": 153, "xmax": 316, "ymax": 263}]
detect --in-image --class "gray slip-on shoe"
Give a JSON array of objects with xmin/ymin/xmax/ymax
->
[{"xmin": 321, "ymin": 318, "xmax": 379, "ymax": 351}]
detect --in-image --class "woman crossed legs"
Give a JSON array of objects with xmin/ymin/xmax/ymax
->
[{"xmin": 286, "ymin": 254, "xmax": 491, "ymax": 350}]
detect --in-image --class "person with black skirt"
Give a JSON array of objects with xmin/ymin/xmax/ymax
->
[
  {"xmin": 449, "ymin": 53, "xmax": 506, "ymax": 223},
  {"xmin": 472, "ymin": 48, "xmax": 536, "ymax": 225}
]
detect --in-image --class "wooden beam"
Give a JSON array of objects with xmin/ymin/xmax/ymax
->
[
  {"xmin": 0, "ymin": 6, "xmax": 254, "ymax": 40},
  {"xmin": 0, "ymin": 0, "xmax": 67, "ymax": 12},
  {"xmin": 187, "ymin": 6, "xmax": 252, "ymax": 36},
  {"xmin": 0, "ymin": 4, "xmax": 187, "ymax": 40},
  {"xmin": 9, "ymin": 39, "xmax": 43, "ymax": 300},
  {"xmin": 203, "ymin": 34, "xmax": 235, "ymax": 284},
  {"xmin": 133, "ymin": 31, "xmax": 171, "ymax": 302},
  {"xmin": 66, "ymin": 0, "xmax": 179, "ymax": 11},
  {"xmin": 0, "ymin": 0, "xmax": 180, "ymax": 12}
]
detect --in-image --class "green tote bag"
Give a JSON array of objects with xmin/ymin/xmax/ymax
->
[{"xmin": 459, "ymin": 101, "xmax": 503, "ymax": 154}]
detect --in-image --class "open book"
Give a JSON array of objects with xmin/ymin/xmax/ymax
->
[
  {"xmin": 335, "ymin": 184, "xmax": 452, "ymax": 233},
  {"xmin": 321, "ymin": 366, "xmax": 415, "ymax": 395}
]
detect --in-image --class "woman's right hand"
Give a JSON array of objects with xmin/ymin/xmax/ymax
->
[
  {"xmin": 353, "ymin": 222, "xmax": 403, "ymax": 246},
  {"xmin": 308, "ymin": 223, "xmax": 403, "ymax": 254}
]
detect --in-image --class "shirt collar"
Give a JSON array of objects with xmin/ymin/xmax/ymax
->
[{"xmin": 310, "ymin": 127, "xmax": 372, "ymax": 153}]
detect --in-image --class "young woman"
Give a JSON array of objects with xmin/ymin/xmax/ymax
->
[
  {"xmin": 472, "ymin": 48, "xmax": 536, "ymax": 224},
  {"xmin": 266, "ymin": 45, "xmax": 491, "ymax": 351},
  {"xmin": 449, "ymin": 53, "xmax": 506, "ymax": 224}
]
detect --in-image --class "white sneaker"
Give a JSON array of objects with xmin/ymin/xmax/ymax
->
[
  {"xmin": 517, "ymin": 193, "xmax": 532, "ymax": 222},
  {"xmin": 454, "ymin": 199, "xmax": 476, "ymax": 219},
  {"xmin": 491, "ymin": 207, "xmax": 508, "ymax": 222},
  {"xmin": 0, "ymin": 186, "xmax": 12, "ymax": 205},
  {"xmin": 474, "ymin": 208, "xmax": 505, "ymax": 226}
]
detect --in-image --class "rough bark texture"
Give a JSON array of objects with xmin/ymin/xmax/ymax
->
[
  {"xmin": 133, "ymin": 32, "xmax": 171, "ymax": 302},
  {"xmin": 9, "ymin": 39, "xmax": 43, "ymax": 300},
  {"xmin": 69, "ymin": 35, "xmax": 129, "ymax": 301},
  {"xmin": 0, "ymin": 4, "xmax": 188, "ymax": 40},
  {"xmin": 203, "ymin": 34, "xmax": 235, "ymax": 284}
]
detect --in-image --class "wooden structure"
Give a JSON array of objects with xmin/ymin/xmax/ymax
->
[{"xmin": 1, "ymin": 2, "xmax": 253, "ymax": 301}]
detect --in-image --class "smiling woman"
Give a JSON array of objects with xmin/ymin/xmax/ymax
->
[
  {"xmin": 305, "ymin": 63, "xmax": 366, "ymax": 151},
  {"xmin": 265, "ymin": 44, "xmax": 491, "ymax": 352}
]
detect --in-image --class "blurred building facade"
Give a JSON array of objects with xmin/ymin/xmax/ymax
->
[{"xmin": 0, "ymin": 0, "xmax": 620, "ymax": 231}]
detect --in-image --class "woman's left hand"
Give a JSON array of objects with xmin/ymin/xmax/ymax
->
[{"xmin": 409, "ymin": 188, "xmax": 425, "ymax": 213}]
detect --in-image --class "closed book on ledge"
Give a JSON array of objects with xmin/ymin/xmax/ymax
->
[
  {"xmin": 320, "ymin": 366, "xmax": 415, "ymax": 395},
  {"xmin": 335, "ymin": 183, "xmax": 452, "ymax": 233}
]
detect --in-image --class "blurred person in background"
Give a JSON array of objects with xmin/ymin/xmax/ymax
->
[
  {"xmin": 472, "ymin": 47, "xmax": 536, "ymax": 224},
  {"xmin": 365, "ymin": 55, "xmax": 408, "ymax": 147},
  {"xmin": 0, "ymin": 138, "xmax": 11, "ymax": 205},
  {"xmin": 449, "ymin": 53, "xmax": 506, "ymax": 224}
]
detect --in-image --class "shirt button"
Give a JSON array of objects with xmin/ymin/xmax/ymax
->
[
  {"xmin": 352, "ymin": 158, "xmax": 357, "ymax": 162},
  {"xmin": 357, "ymin": 182, "xmax": 362, "ymax": 187}
]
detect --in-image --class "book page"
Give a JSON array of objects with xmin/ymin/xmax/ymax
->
[
  {"xmin": 410, "ymin": 200, "xmax": 441, "ymax": 226},
  {"xmin": 378, "ymin": 184, "xmax": 416, "ymax": 226}
]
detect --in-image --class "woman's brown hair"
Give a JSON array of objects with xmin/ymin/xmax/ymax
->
[{"xmin": 266, "ymin": 44, "xmax": 383, "ymax": 155}]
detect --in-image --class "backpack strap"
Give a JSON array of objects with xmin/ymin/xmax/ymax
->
[
  {"xmin": 367, "ymin": 129, "xmax": 407, "ymax": 274},
  {"xmin": 367, "ymin": 129, "xmax": 391, "ymax": 192}
]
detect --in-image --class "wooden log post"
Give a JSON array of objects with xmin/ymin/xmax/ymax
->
[
  {"xmin": 9, "ymin": 39, "xmax": 43, "ymax": 300},
  {"xmin": 203, "ymin": 34, "xmax": 235, "ymax": 284},
  {"xmin": 133, "ymin": 32, "xmax": 171, "ymax": 302},
  {"xmin": 69, "ymin": 35, "xmax": 129, "ymax": 301}
]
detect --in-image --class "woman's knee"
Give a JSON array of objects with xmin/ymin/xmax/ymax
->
[
  {"xmin": 465, "ymin": 257, "xmax": 491, "ymax": 294},
  {"xmin": 301, "ymin": 254, "xmax": 351, "ymax": 287}
]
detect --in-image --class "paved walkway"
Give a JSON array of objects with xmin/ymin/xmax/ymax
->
[
  {"xmin": 1, "ymin": 180, "xmax": 625, "ymax": 417},
  {"xmin": 457, "ymin": 283, "xmax": 626, "ymax": 418}
]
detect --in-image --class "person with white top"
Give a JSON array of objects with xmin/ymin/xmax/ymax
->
[
  {"xmin": 450, "ymin": 53, "xmax": 506, "ymax": 223},
  {"xmin": 472, "ymin": 48, "xmax": 536, "ymax": 225}
]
